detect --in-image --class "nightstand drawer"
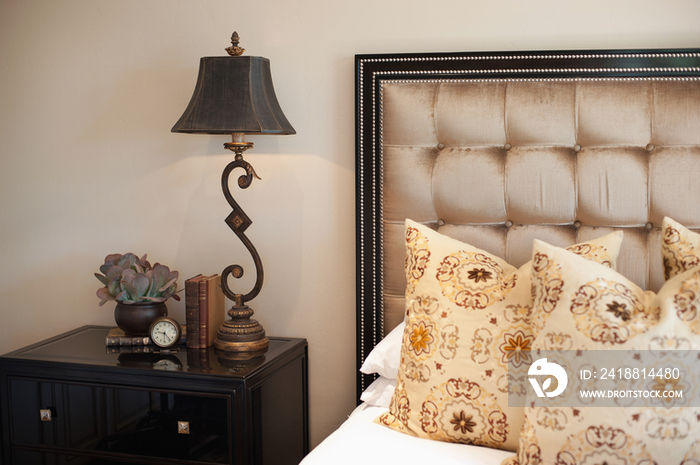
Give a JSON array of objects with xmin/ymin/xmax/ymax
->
[{"xmin": 8, "ymin": 377, "xmax": 231, "ymax": 463}]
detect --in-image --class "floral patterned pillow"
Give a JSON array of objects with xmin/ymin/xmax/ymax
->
[
  {"xmin": 662, "ymin": 217, "xmax": 700, "ymax": 280},
  {"xmin": 514, "ymin": 239, "xmax": 700, "ymax": 465},
  {"xmin": 376, "ymin": 219, "xmax": 623, "ymax": 452}
]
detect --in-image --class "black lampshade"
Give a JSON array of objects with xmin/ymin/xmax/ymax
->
[{"xmin": 172, "ymin": 56, "xmax": 295, "ymax": 135}]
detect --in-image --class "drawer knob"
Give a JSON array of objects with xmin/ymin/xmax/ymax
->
[
  {"xmin": 178, "ymin": 421, "xmax": 190, "ymax": 434},
  {"xmin": 40, "ymin": 409, "xmax": 52, "ymax": 422}
]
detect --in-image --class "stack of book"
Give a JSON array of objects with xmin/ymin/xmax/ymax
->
[
  {"xmin": 185, "ymin": 274, "xmax": 225, "ymax": 349},
  {"xmin": 105, "ymin": 327, "xmax": 187, "ymax": 349}
]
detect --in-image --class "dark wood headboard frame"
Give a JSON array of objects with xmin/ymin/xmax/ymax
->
[{"xmin": 355, "ymin": 48, "xmax": 700, "ymax": 401}]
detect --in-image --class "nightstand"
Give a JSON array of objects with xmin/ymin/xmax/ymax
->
[{"xmin": 0, "ymin": 326, "xmax": 308, "ymax": 464}]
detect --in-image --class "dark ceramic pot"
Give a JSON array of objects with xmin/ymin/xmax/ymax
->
[{"xmin": 114, "ymin": 302, "xmax": 167, "ymax": 336}]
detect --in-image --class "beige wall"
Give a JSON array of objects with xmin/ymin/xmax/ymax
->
[{"xmin": 1, "ymin": 0, "xmax": 698, "ymax": 450}]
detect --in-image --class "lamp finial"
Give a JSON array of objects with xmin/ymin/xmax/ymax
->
[{"xmin": 226, "ymin": 31, "xmax": 245, "ymax": 56}]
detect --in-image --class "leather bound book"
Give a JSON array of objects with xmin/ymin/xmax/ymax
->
[
  {"xmin": 199, "ymin": 275, "xmax": 225, "ymax": 348},
  {"xmin": 184, "ymin": 274, "xmax": 205, "ymax": 348}
]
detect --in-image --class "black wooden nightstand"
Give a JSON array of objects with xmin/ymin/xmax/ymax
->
[{"xmin": 0, "ymin": 326, "xmax": 308, "ymax": 465}]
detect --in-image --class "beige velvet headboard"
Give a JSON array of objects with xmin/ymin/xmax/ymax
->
[{"xmin": 355, "ymin": 49, "xmax": 700, "ymax": 398}]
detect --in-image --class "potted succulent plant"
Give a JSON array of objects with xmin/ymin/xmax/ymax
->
[{"xmin": 95, "ymin": 253, "xmax": 181, "ymax": 336}]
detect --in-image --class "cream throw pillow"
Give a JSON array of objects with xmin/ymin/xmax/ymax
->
[
  {"xmin": 662, "ymin": 216, "xmax": 700, "ymax": 280},
  {"xmin": 376, "ymin": 219, "xmax": 623, "ymax": 452},
  {"xmin": 514, "ymin": 239, "xmax": 700, "ymax": 464}
]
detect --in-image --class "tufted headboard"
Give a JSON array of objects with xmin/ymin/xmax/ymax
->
[{"xmin": 355, "ymin": 49, "xmax": 700, "ymax": 398}]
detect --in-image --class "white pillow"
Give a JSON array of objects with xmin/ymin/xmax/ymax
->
[
  {"xmin": 360, "ymin": 376, "xmax": 397, "ymax": 408},
  {"xmin": 360, "ymin": 321, "xmax": 405, "ymax": 379}
]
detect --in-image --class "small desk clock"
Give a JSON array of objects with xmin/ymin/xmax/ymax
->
[{"xmin": 149, "ymin": 316, "xmax": 182, "ymax": 348}]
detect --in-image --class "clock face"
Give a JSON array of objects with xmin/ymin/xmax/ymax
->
[{"xmin": 150, "ymin": 318, "xmax": 180, "ymax": 348}]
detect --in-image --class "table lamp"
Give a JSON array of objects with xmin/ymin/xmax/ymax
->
[{"xmin": 172, "ymin": 32, "xmax": 295, "ymax": 355}]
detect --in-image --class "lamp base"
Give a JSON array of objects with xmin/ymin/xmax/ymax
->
[{"xmin": 213, "ymin": 304, "xmax": 269, "ymax": 354}]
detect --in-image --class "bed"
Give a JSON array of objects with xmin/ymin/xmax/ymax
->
[{"xmin": 303, "ymin": 49, "xmax": 700, "ymax": 465}]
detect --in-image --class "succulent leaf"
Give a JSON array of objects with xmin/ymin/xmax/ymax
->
[
  {"xmin": 121, "ymin": 268, "xmax": 136, "ymax": 281},
  {"xmin": 97, "ymin": 286, "xmax": 112, "ymax": 299},
  {"xmin": 95, "ymin": 252, "xmax": 181, "ymax": 306},
  {"xmin": 121, "ymin": 280, "xmax": 138, "ymax": 299},
  {"xmin": 158, "ymin": 277, "xmax": 178, "ymax": 293},
  {"xmin": 108, "ymin": 279, "xmax": 121, "ymax": 297},
  {"xmin": 115, "ymin": 289, "xmax": 128, "ymax": 301},
  {"xmin": 132, "ymin": 274, "xmax": 150, "ymax": 297},
  {"xmin": 140, "ymin": 254, "xmax": 152, "ymax": 269},
  {"xmin": 117, "ymin": 253, "xmax": 136, "ymax": 268},
  {"xmin": 94, "ymin": 273, "xmax": 109, "ymax": 286},
  {"xmin": 105, "ymin": 266, "xmax": 123, "ymax": 282},
  {"xmin": 103, "ymin": 253, "xmax": 122, "ymax": 265},
  {"xmin": 96, "ymin": 287, "xmax": 114, "ymax": 306}
]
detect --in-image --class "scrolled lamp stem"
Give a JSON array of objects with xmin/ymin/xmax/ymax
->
[
  {"xmin": 220, "ymin": 154, "xmax": 262, "ymax": 305},
  {"xmin": 213, "ymin": 133, "xmax": 269, "ymax": 354}
]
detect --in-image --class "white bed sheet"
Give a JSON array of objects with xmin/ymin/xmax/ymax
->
[{"xmin": 301, "ymin": 404, "xmax": 515, "ymax": 465}]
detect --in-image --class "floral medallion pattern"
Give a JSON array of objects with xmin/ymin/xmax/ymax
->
[
  {"xmin": 570, "ymin": 278, "xmax": 659, "ymax": 345},
  {"xmin": 662, "ymin": 221, "xmax": 700, "ymax": 280},
  {"xmin": 436, "ymin": 252, "xmax": 516, "ymax": 310},
  {"xmin": 626, "ymin": 407, "xmax": 698, "ymax": 442},
  {"xmin": 420, "ymin": 378, "xmax": 508, "ymax": 447},
  {"xmin": 503, "ymin": 303, "xmax": 534, "ymax": 324},
  {"xmin": 497, "ymin": 326, "xmax": 533, "ymax": 368},
  {"xmin": 554, "ymin": 425, "xmax": 655, "ymax": 465},
  {"xmin": 377, "ymin": 377, "xmax": 410, "ymax": 432},
  {"xmin": 682, "ymin": 439, "xmax": 700, "ymax": 464},
  {"xmin": 540, "ymin": 331, "xmax": 573, "ymax": 350},
  {"xmin": 643, "ymin": 365, "xmax": 693, "ymax": 408},
  {"xmin": 405, "ymin": 225, "xmax": 431, "ymax": 294},
  {"xmin": 530, "ymin": 241, "xmax": 616, "ymax": 339},
  {"xmin": 673, "ymin": 269, "xmax": 700, "ymax": 335},
  {"xmin": 402, "ymin": 295, "xmax": 457, "ymax": 382},
  {"xmin": 647, "ymin": 335, "xmax": 696, "ymax": 352},
  {"xmin": 470, "ymin": 326, "xmax": 494, "ymax": 365},
  {"xmin": 469, "ymin": 325, "xmax": 526, "ymax": 394},
  {"xmin": 567, "ymin": 243, "xmax": 614, "ymax": 269},
  {"xmin": 470, "ymin": 305, "xmax": 535, "ymax": 394},
  {"xmin": 535, "ymin": 407, "xmax": 583, "ymax": 432},
  {"xmin": 517, "ymin": 413, "xmax": 543, "ymax": 464},
  {"xmin": 531, "ymin": 252, "xmax": 565, "ymax": 335}
]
